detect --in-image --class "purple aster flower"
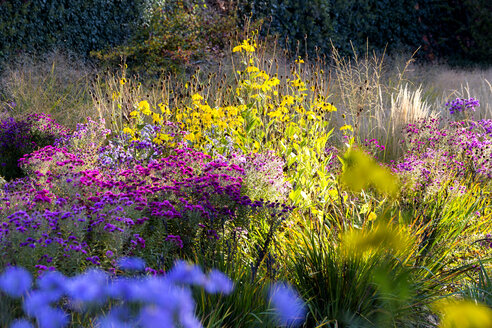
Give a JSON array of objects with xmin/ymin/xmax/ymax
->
[
  {"xmin": 0, "ymin": 266, "xmax": 32, "ymax": 298},
  {"xmin": 268, "ymin": 282, "xmax": 306, "ymax": 327}
]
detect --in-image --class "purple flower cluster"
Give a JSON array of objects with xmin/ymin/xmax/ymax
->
[
  {"xmin": 446, "ymin": 97, "xmax": 480, "ymax": 115},
  {"xmin": 0, "ymin": 260, "xmax": 233, "ymax": 328},
  {"xmin": 1, "ymin": 144, "xmax": 292, "ymax": 273},
  {"xmin": 363, "ymin": 138, "xmax": 386, "ymax": 159},
  {"xmin": 325, "ymin": 146, "xmax": 341, "ymax": 174},
  {"xmin": 213, "ymin": 150, "xmax": 292, "ymax": 202},
  {"xmin": 394, "ymin": 117, "xmax": 492, "ymax": 196}
]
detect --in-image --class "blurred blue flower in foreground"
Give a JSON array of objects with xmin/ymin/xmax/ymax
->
[
  {"xmin": 0, "ymin": 266, "xmax": 32, "ymax": 297},
  {"xmin": 117, "ymin": 256, "xmax": 146, "ymax": 272},
  {"xmin": 10, "ymin": 319, "xmax": 34, "ymax": 328},
  {"xmin": 269, "ymin": 282, "xmax": 306, "ymax": 327},
  {"xmin": 0, "ymin": 258, "xmax": 234, "ymax": 328}
]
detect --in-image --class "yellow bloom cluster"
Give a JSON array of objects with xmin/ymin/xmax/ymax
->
[
  {"xmin": 176, "ymin": 93, "xmax": 244, "ymax": 149},
  {"xmin": 122, "ymin": 100, "xmax": 174, "ymax": 145},
  {"xmin": 232, "ymin": 38, "xmax": 256, "ymax": 53}
]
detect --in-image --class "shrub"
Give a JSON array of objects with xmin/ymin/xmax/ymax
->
[{"xmin": 93, "ymin": 0, "xmax": 238, "ymax": 77}]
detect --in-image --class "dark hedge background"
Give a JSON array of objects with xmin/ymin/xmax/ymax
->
[{"xmin": 1, "ymin": 0, "xmax": 491, "ymax": 68}]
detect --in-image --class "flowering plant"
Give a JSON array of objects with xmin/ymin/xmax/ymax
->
[{"xmin": 446, "ymin": 97, "xmax": 480, "ymax": 115}]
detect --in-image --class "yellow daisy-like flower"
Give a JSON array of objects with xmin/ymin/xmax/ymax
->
[
  {"xmin": 129, "ymin": 111, "xmax": 139, "ymax": 117},
  {"xmin": 192, "ymin": 93, "xmax": 203, "ymax": 102},
  {"xmin": 122, "ymin": 127, "xmax": 133, "ymax": 135},
  {"xmin": 138, "ymin": 100, "xmax": 151, "ymax": 113},
  {"xmin": 152, "ymin": 112, "xmax": 162, "ymax": 124},
  {"xmin": 340, "ymin": 124, "xmax": 353, "ymax": 132},
  {"xmin": 232, "ymin": 39, "xmax": 256, "ymax": 53},
  {"xmin": 153, "ymin": 137, "xmax": 163, "ymax": 145},
  {"xmin": 159, "ymin": 133, "xmax": 172, "ymax": 141},
  {"xmin": 120, "ymin": 78, "xmax": 127, "ymax": 85},
  {"xmin": 246, "ymin": 66, "xmax": 259, "ymax": 73}
]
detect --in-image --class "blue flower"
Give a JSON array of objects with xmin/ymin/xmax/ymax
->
[
  {"xmin": 204, "ymin": 269, "xmax": 234, "ymax": 294},
  {"xmin": 23, "ymin": 291, "xmax": 51, "ymax": 317},
  {"xmin": 35, "ymin": 307, "xmax": 68, "ymax": 328},
  {"xmin": 65, "ymin": 269, "xmax": 108, "ymax": 304},
  {"xmin": 138, "ymin": 305, "xmax": 174, "ymax": 328},
  {"xmin": 97, "ymin": 306, "xmax": 135, "ymax": 328},
  {"xmin": 166, "ymin": 260, "xmax": 206, "ymax": 286},
  {"xmin": 0, "ymin": 266, "xmax": 32, "ymax": 298},
  {"xmin": 37, "ymin": 271, "xmax": 66, "ymax": 302},
  {"xmin": 117, "ymin": 257, "xmax": 146, "ymax": 271},
  {"xmin": 269, "ymin": 282, "xmax": 306, "ymax": 327},
  {"xmin": 10, "ymin": 319, "xmax": 34, "ymax": 328}
]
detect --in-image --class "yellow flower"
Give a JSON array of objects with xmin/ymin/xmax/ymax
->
[
  {"xmin": 192, "ymin": 93, "xmax": 203, "ymax": 102},
  {"xmin": 159, "ymin": 103, "xmax": 171, "ymax": 115},
  {"xmin": 184, "ymin": 133, "xmax": 195, "ymax": 142},
  {"xmin": 340, "ymin": 124, "xmax": 353, "ymax": 132},
  {"xmin": 138, "ymin": 100, "xmax": 151, "ymax": 113},
  {"xmin": 122, "ymin": 127, "xmax": 133, "ymax": 135},
  {"xmin": 246, "ymin": 66, "xmax": 259, "ymax": 73},
  {"xmin": 129, "ymin": 111, "xmax": 139, "ymax": 117},
  {"xmin": 232, "ymin": 39, "xmax": 256, "ymax": 53},
  {"xmin": 120, "ymin": 78, "xmax": 127, "ymax": 85},
  {"xmin": 341, "ymin": 223, "xmax": 412, "ymax": 258},
  {"xmin": 367, "ymin": 212, "xmax": 377, "ymax": 222},
  {"xmin": 153, "ymin": 137, "xmax": 163, "ymax": 145},
  {"xmin": 159, "ymin": 133, "xmax": 172, "ymax": 141}
]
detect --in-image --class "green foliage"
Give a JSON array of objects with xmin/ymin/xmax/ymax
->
[
  {"xmin": 93, "ymin": 0, "xmax": 238, "ymax": 77},
  {"xmin": 238, "ymin": 0, "xmax": 492, "ymax": 66},
  {"xmin": 0, "ymin": 0, "xmax": 146, "ymax": 67},
  {"xmin": 420, "ymin": 0, "xmax": 492, "ymax": 66},
  {"xmin": 289, "ymin": 222, "xmax": 424, "ymax": 327}
]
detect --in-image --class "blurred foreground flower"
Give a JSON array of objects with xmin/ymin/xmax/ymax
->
[
  {"xmin": 0, "ymin": 259, "xmax": 234, "ymax": 328},
  {"xmin": 0, "ymin": 266, "xmax": 32, "ymax": 297},
  {"xmin": 340, "ymin": 223, "xmax": 414, "ymax": 259},
  {"xmin": 269, "ymin": 282, "xmax": 306, "ymax": 327},
  {"xmin": 433, "ymin": 299, "xmax": 492, "ymax": 328},
  {"xmin": 340, "ymin": 148, "xmax": 399, "ymax": 196}
]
